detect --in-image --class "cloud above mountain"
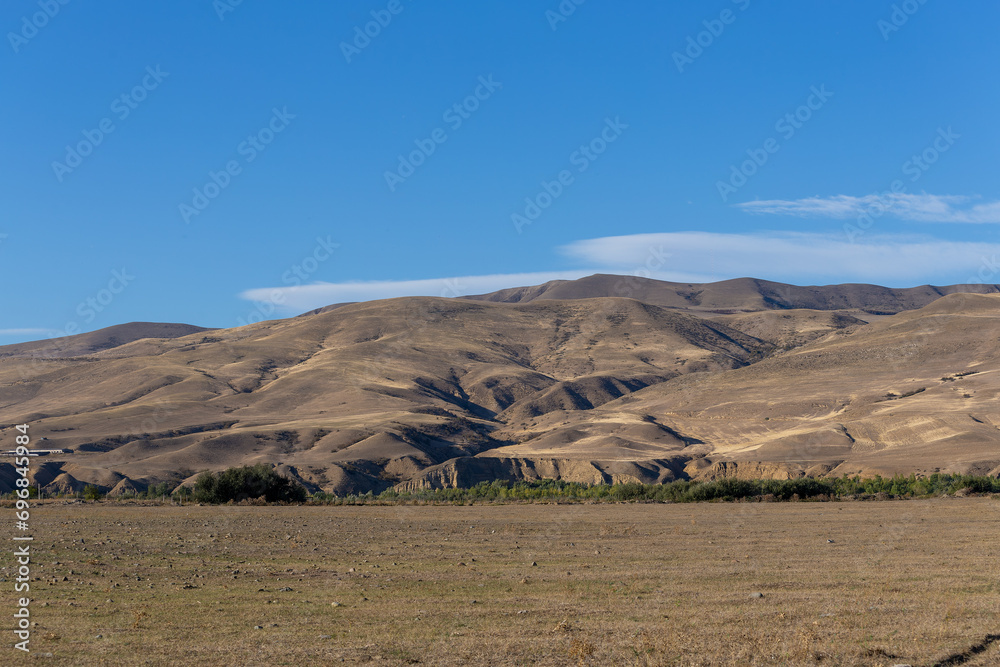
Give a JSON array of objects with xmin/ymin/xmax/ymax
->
[
  {"xmin": 561, "ymin": 232, "xmax": 999, "ymax": 284},
  {"xmin": 735, "ymin": 193, "xmax": 1000, "ymax": 223},
  {"xmin": 240, "ymin": 232, "xmax": 1000, "ymax": 314}
]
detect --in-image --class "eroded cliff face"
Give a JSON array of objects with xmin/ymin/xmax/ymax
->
[
  {"xmin": 685, "ymin": 460, "xmax": 838, "ymax": 482},
  {"xmin": 395, "ymin": 456, "xmax": 686, "ymax": 492}
]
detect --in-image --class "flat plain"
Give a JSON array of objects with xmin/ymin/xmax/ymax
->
[{"xmin": 4, "ymin": 497, "xmax": 999, "ymax": 666}]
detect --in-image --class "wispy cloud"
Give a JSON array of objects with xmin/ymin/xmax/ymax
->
[
  {"xmin": 562, "ymin": 231, "xmax": 1000, "ymax": 286},
  {"xmin": 736, "ymin": 193, "xmax": 1000, "ymax": 223},
  {"xmin": 240, "ymin": 271, "xmax": 599, "ymax": 313},
  {"xmin": 240, "ymin": 232, "xmax": 1000, "ymax": 313},
  {"xmin": 241, "ymin": 268, "xmax": 720, "ymax": 313}
]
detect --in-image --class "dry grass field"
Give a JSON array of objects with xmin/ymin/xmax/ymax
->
[{"xmin": 3, "ymin": 498, "xmax": 999, "ymax": 666}]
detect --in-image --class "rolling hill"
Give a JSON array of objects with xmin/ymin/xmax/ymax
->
[
  {"xmin": 0, "ymin": 322, "xmax": 212, "ymax": 359},
  {"xmin": 1, "ymin": 276, "xmax": 998, "ymax": 495},
  {"xmin": 466, "ymin": 274, "xmax": 1000, "ymax": 314}
]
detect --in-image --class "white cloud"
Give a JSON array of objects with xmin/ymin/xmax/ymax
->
[
  {"xmin": 239, "ymin": 232, "xmax": 1000, "ymax": 313},
  {"xmin": 242, "ymin": 268, "xmax": 724, "ymax": 314},
  {"xmin": 241, "ymin": 271, "xmax": 588, "ymax": 313},
  {"xmin": 736, "ymin": 193, "xmax": 1000, "ymax": 223},
  {"xmin": 560, "ymin": 231, "xmax": 1000, "ymax": 286}
]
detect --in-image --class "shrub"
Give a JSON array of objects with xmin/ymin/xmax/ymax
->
[
  {"xmin": 144, "ymin": 481, "xmax": 175, "ymax": 499},
  {"xmin": 82, "ymin": 484, "xmax": 102, "ymax": 501},
  {"xmin": 192, "ymin": 464, "xmax": 307, "ymax": 504},
  {"xmin": 303, "ymin": 472, "xmax": 1000, "ymax": 504}
]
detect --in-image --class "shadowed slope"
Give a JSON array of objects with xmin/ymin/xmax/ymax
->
[{"xmin": 500, "ymin": 293, "xmax": 1000, "ymax": 480}]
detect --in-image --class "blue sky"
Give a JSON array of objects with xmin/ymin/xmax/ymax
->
[{"xmin": 3, "ymin": 0, "xmax": 999, "ymax": 343}]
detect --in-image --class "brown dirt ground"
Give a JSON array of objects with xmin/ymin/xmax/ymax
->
[{"xmin": 2, "ymin": 497, "xmax": 999, "ymax": 666}]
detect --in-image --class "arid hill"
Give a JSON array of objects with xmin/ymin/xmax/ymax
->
[
  {"xmin": 475, "ymin": 291, "xmax": 1000, "ymax": 486},
  {"xmin": 1, "ymin": 276, "xmax": 998, "ymax": 494},
  {"xmin": 0, "ymin": 322, "xmax": 212, "ymax": 360},
  {"xmin": 467, "ymin": 274, "xmax": 1000, "ymax": 315}
]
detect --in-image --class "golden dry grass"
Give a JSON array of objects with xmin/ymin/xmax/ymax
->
[{"xmin": 3, "ymin": 497, "xmax": 999, "ymax": 665}]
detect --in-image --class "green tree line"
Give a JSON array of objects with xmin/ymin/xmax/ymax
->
[
  {"xmin": 7, "ymin": 471, "xmax": 999, "ymax": 505},
  {"xmin": 310, "ymin": 473, "xmax": 1000, "ymax": 505}
]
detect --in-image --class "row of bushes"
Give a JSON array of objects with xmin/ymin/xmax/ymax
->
[
  {"xmin": 315, "ymin": 473, "xmax": 1000, "ymax": 505},
  {"xmin": 9, "ymin": 470, "xmax": 1000, "ymax": 505},
  {"xmin": 13, "ymin": 465, "xmax": 306, "ymax": 503}
]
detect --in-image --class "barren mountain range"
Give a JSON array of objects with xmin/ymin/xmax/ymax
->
[{"xmin": 2, "ymin": 275, "xmax": 999, "ymax": 495}]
